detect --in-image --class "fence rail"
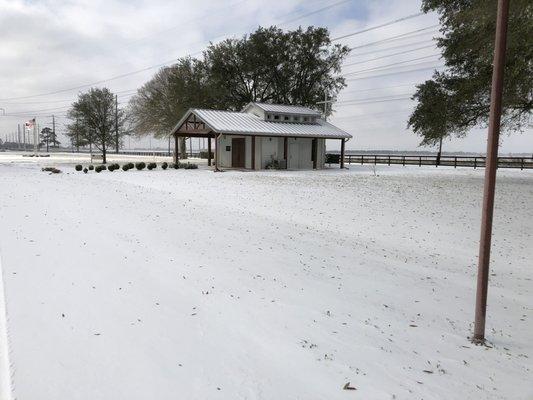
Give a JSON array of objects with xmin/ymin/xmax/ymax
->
[{"xmin": 334, "ymin": 154, "xmax": 533, "ymax": 170}]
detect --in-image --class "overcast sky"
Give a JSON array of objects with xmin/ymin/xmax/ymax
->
[{"xmin": 0, "ymin": 0, "xmax": 531, "ymax": 154}]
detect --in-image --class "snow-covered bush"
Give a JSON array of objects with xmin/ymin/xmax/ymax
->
[
  {"xmin": 184, "ymin": 163, "xmax": 198, "ymax": 170},
  {"xmin": 83, "ymin": 168, "xmax": 88, "ymax": 173},
  {"xmin": 265, "ymin": 160, "xmax": 281, "ymax": 170},
  {"xmin": 147, "ymin": 162, "xmax": 157, "ymax": 170},
  {"xmin": 88, "ymin": 165, "xmax": 94, "ymax": 171},
  {"xmin": 135, "ymin": 162, "xmax": 146, "ymax": 170},
  {"xmin": 75, "ymin": 164, "xmax": 83, "ymax": 171},
  {"xmin": 161, "ymin": 162, "xmax": 168, "ymax": 170}
]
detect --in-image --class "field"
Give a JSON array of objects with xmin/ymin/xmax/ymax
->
[{"xmin": 0, "ymin": 155, "xmax": 532, "ymax": 400}]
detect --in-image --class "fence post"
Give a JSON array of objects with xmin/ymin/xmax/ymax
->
[
  {"xmin": 419, "ymin": 156, "xmax": 422, "ymax": 167},
  {"xmin": 374, "ymin": 155, "xmax": 377, "ymax": 165},
  {"xmin": 474, "ymin": 157, "xmax": 477, "ymax": 169},
  {"xmin": 521, "ymin": 158, "xmax": 524, "ymax": 170},
  {"xmin": 402, "ymin": 156, "xmax": 405, "ymax": 166},
  {"xmin": 454, "ymin": 157, "xmax": 457, "ymax": 168},
  {"xmin": 361, "ymin": 155, "xmax": 363, "ymax": 165}
]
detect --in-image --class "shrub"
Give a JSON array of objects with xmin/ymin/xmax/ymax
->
[
  {"xmin": 265, "ymin": 160, "xmax": 281, "ymax": 170},
  {"xmin": 122, "ymin": 164, "xmax": 130, "ymax": 171},
  {"xmin": 135, "ymin": 162, "xmax": 146, "ymax": 170},
  {"xmin": 75, "ymin": 164, "xmax": 83, "ymax": 171},
  {"xmin": 88, "ymin": 165, "xmax": 94, "ymax": 170},
  {"xmin": 108, "ymin": 163, "xmax": 120, "ymax": 172},
  {"xmin": 41, "ymin": 167, "xmax": 61, "ymax": 174},
  {"xmin": 325, "ymin": 153, "xmax": 340, "ymax": 164},
  {"xmin": 147, "ymin": 162, "xmax": 157, "ymax": 170},
  {"xmin": 126, "ymin": 162, "xmax": 134, "ymax": 169},
  {"xmin": 184, "ymin": 163, "xmax": 198, "ymax": 170},
  {"xmin": 101, "ymin": 165, "xmax": 107, "ymax": 170},
  {"xmin": 199, "ymin": 151, "xmax": 214, "ymax": 159},
  {"xmin": 95, "ymin": 165, "xmax": 103, "ymax": 173},
  {"xmin": 83, "ymin": 168, "xmax": 88, "ymax": 173},
  {"xmin": 161, "ymin": 162, "xmax": 168, "ymax": 170},
  {"xmin": 172, "ymin": 162, "xmax": 180, "ymax": 169}
]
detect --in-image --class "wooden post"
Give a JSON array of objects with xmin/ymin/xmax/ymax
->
[
  {"xmin": 312, "ymin": 138, "xmax": 317, "ymax": 169},
  {"xmin": 214, "ymin": 133, "xmax": 220, "ymax": 171},
  {"xmin": 473, "ymin": 0, "xmax": 510, "ymax": 344},
  {"xmin": 340, "ymin": 138, "xmax": 345, "ymax": 169},
  {"xmin": 207, "ymin": 136, "xmax": 212, "ymax": 166},
  {"xmin": 284, "ymin": 137, "xmax": 288, "ymax": 169},
  {"xmin": 251, "ymin": 136, "xmax": 256, "ymax": 170},
  {"xmin": 173, "ymin": 134, "xmax": 179, "ymax": 164}
]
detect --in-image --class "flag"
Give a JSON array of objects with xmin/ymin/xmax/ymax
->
[{"xmin": 25, "ymin": 118, "xmax": 35, "ymax": 129}]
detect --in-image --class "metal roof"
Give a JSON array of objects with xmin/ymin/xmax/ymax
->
[
  {"xmin": 247, "ymin": 102, "xmax": 322, "ymax": 116},
  {"xmin": 172, "ymin": 109, "xmax": 352, "ymax": 139}
]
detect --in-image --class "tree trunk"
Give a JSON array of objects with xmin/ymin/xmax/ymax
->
[
  {"xmin": 180, "ymin": 137, "xmax": 188, "ymax": 159},
  {"xmin": 102, "ymin": 139, "xmax": 107, "ymax": 164},
  {"xmin": 436, "ymin": 136, "xmax": 443, "ymax": 166}
]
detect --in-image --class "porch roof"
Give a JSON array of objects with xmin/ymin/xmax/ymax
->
[{"xmin": 171, "ymin": 108, "xmax": 352, "ymax": 139}]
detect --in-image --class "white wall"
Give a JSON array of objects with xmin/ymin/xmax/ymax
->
[{"xmin": 217, "ymin": 135, "xmax": 328, "ymax": 170}]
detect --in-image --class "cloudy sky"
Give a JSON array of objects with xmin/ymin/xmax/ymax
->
[{"xmin": 0, "ymin": 0, "xmax": 530, "ymax": 154}]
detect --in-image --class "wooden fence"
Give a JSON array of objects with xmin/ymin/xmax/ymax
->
[{"xmin": 331, "ymin": 154, "xmax": 533, "ymax": 170}]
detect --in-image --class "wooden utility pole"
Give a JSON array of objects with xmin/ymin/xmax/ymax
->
[
  {"xmin": 52, "ymin": 115, "xmax": 55, "ymax": 152},
  {"xmin": 115, "ymin": 94, "xmax": 119, "ymax": 153},
  {"xmin": 473, "ymin": 0, "xmax": 510, "ymax": 344}
]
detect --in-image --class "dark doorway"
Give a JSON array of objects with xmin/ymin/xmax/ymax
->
[{"xmin": 231, "ymin": 138, "xmax": 245, "ymax": 168}]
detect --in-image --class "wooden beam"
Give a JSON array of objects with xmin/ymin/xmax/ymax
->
[
  {"xmin": 207, "ymin": 137, "xmax": 212, "ymax": 166},
  {"xmin": 251, "ymin": 136, "xmax": 256, "ymax": 170},
  {"xmin": 214, "ymin": 133, "xmax": 220, "ymax": 171},
  {"xmin": 173, "ymin": 133, "xmax": 179, "ymax": 163},
  {"xmin": 284, "ymin": 137, "xmax": 288, "ymax": 169},
  {"xmin": 312, "ymin": 138, "xmax": 317, "ymax": 169},
  {"xmin": 340, "ymin": 138, "xmax": 345, "ymax": 169}
]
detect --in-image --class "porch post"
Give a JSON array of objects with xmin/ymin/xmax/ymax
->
[
  {"xmin": 215, "ymin": 133, "xmax": 220, "ymax": 171},
  {"xmin": 340, "ymin": 138, "xmax": 345, "ymax": 169},
  {"xmin": 251, "ymin": 136, "xmax": 256, "ymax": 170},
  {"xmin": 312, "ymin": 138, "xmax": 318, "ymax": 169},
  {"xmin": 207, "ymin": 136, "xmax": 212, "ymax": 166},
  {"xmin": 284, "ymin": 137, "xmax": 288, "ymax": 169},
  {"xmin": 173, "ymin": 133, "xmax": 179, "ymax": 164}
]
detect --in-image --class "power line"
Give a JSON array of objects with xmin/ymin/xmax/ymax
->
[
  {"xmin": 332, "ymin": 12, "xmax": 426, "ymax": 41},
  {"xmin": 280, "ymin": 0, "xmax": 351, "ymax": 26},
  {"xmin": 347, "ymin": 38, "xmax": 436, "ymax": 57},
  {"xmin": 343, "ymin": 45, "xmax": 438, "ymax": 68},
  {"xmin": 343, "ymin": 55, "xmax": 441, "ymax": 77},
  {"xmin": 0, "ymin": 1, "xmax": 350, "ymax": 103},
  {"xmin": 345, "ymin": 64, "xmax": 444, "ymax": 81},
  {"xmin": 348, "ymin": 25, "xmax": 439, "ymax": 51}
]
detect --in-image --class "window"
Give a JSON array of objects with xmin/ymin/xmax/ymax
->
[
  {"xmin": 284, "ymin": 115, "xmax": 290, "ymax": 121},
  {"xmin": 266, "ymin": 114, "xmax": 272, "ymax": 120},
  {"xmin": 293, "ymin": 116, "xmax": 300, "ymax": 122},
  {"xmin": 303, "ymin": 117, "xmax": 309, "ymax": 122},
  {"xmin": 274, "ymin": 115, "xmax": 280, "ymax": 120}
]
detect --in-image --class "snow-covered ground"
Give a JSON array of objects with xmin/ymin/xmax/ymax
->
[{"xmin": 0, "ymin": 159, "xmax": 531, "ymax": 400}]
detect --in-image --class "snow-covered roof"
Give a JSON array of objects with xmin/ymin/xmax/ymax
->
[
  {"xmin": 244, "ymin": 102, "xmax": 322, "ymax": 116},
  {"xmin": 172, "ymin": 109, "xmax": 352, "ymax": 139}
]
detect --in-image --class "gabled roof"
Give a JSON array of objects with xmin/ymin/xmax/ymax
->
[
  {"xmin": 171, "ymin": 108, "xmax": 352, "ymax": 139},
  {"xmin": 244, "ymin": 102, "xmax": 322, "ymax": 116}
]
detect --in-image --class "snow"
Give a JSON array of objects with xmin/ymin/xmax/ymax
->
[{"xmin": 0, "ymin": 159, "xmax": 531, "ymax": 400}]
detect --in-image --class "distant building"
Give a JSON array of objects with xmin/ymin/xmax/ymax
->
[{"xmin": 170, "ymin": 102, "xmax": 352, "ymax": 170}]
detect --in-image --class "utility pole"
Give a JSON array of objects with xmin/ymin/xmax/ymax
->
[
  {"xmin": 473, "ymin": 0, "xmax": 510, "ymax": 344},
  {"xmin": 33, "ymin": 118, "xmax": 38, "ymax": 154},
  {"xmin": 17, "ymin": 124, "xmax": 21, "ymax": 150},
  {"xmin": 115, "ymin": 94, "xmax": 119, "ymax": 154},
  {"xmin": 51, "ymin": 115, "xmax": 55, "ymax": 152},
  {"xmin": 76, "ymin": 117, "xmax": 80, "ymax": 153}
]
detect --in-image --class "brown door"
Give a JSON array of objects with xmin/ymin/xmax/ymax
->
[{"xmin": 231, "ymin": 138, "xmax": 245, "ymax": 168}]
